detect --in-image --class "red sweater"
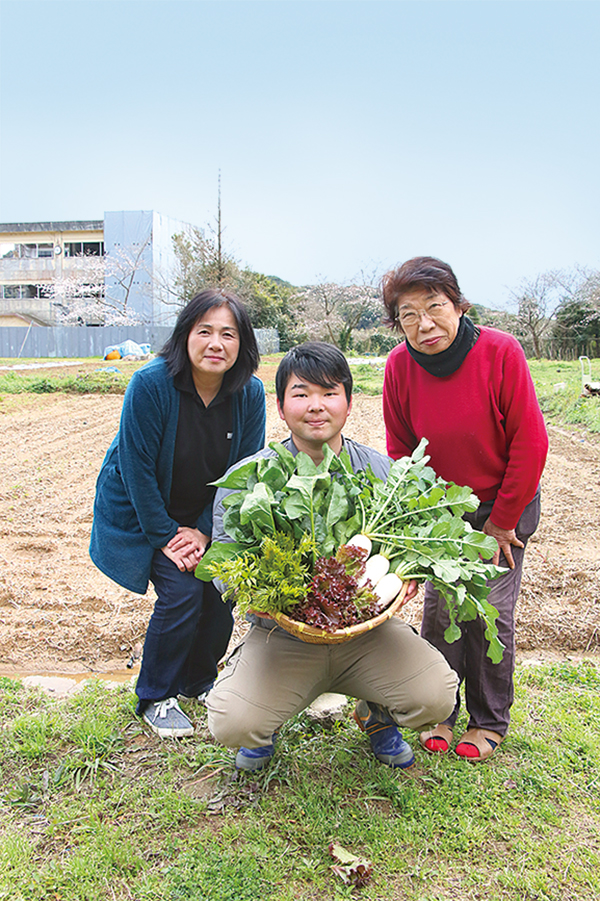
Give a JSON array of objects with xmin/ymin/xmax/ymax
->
[{"xmin": 382, "ymin": 327, "xmax": 548, "ymax": 531}]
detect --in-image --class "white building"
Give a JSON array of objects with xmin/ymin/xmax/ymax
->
[{"xmin": 0, "ymin": 210, "xmax": 190, "ymax": 326}]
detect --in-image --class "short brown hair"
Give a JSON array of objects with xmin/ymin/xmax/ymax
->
[{"xmin": 382, "ymin": 256, "xmax": 470, "ymax": 332}]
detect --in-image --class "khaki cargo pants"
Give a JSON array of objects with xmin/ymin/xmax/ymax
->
[{"xmin": 206, "ymin": 616, "xmax": 458, "ymax": 749}]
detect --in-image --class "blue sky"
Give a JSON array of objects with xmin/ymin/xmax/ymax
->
[{"xmin": 1, "ymin": 0, "xmax": 599, "ymax": 308}]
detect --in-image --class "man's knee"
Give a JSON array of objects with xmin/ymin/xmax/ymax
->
[
  {"xmin": 206, "ymin": 692, "xmax": 250, "ymax": 748},
  {"xmin": 207, "ymin": 714, "xmax": 243, "ymax": 749},
  {"xmin": 404, "ymin": 664, "xmax": 458, "ymax": 728},
  {"xmin": 424, "ymin": 669, "xmax": 458, "ymax": 723},
  {"xmin": 206, "ymin": 687, "xmax": 275, "ymax": 749}
]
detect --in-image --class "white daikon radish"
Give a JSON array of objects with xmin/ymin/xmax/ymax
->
[
  {"xmin": 357, "ymin": 553, "xmax": 390, "ymax": 588},
  {"xmin": 344, "ymin": 534, "xmax": 372, "ymax": 556},
  {"xmin": 372, "ymin": 572, "xmax": 404, "ymax": 612}
]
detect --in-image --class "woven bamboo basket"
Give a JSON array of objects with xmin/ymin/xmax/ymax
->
[{"xmin": 272, "ymin": 581, "xmax": 409, "ymax": 645}]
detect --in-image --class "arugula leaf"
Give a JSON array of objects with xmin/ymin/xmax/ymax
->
[{"xmin": 239, "ymin": 482, "xmax": 277, "ymax": 539}]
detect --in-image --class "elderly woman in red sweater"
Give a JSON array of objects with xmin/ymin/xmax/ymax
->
[{"xmin": 382, "ymin": 256, "xmax": 548, "ymax": 761}]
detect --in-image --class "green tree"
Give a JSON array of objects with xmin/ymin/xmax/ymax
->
[
  {"xmin": 239, "ymin": 271, "xmax": 304, "ymax": 350},
  {"xmin": 553, "ymin": 269, "xmax": 600, "ymax": 357},
  {"xmin": 171, "ymin": 229, "xmax": 302, "ymax": 349},
  {"xmin": 171, "ymin": 227, "xmax": 244, "ymax": 303}
]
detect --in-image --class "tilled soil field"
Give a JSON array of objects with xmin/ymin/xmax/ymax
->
[{"xmin": 0, "ymin": 365, "xmax": 598, "ymax": 677}]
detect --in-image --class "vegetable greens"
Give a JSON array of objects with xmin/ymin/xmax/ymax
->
[{"xmin": 196, "ymin": 439, "xmax": 506, "ymax": 662}]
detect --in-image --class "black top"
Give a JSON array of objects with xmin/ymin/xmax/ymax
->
[
  {"xmin": 405, "ymin": 314, "xmax": 480, "ymax": 378},
  {"xmin": 168, "ymin": 367, "xmax": 233, "ymax": 528}
]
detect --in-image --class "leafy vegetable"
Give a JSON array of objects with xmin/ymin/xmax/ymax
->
[
  {"xmin": 329, "ymin": 842, "xmax": 373, "ymax": 888},
  {"xmin": 358, "ymin": 439, "xmax": 505, "ymax": 661},
  {"xmin": 196, "ymin": 442, "xmax": 365, "ymax": 577},
  {"xmin": 214, "ymin": 532, "xmax": 313, "ymax": 616},
  {"xmin": 292, "ymin": 545, "xmax": 380, "ymax": 631},
  {"xmin": 196, "ymin": 439, "xmax": 506, "ymax": 661},
  {"xmin": 211, "ymin": 534, "xmax": 381, "ymax": 631}
]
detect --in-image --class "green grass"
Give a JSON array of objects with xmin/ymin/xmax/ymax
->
[
  {"xmin": 0, "ymin": 359, "xmax": 147, "ymax": 395},
  {"xmin": 348, "ymin": 359, "xmax": 387, "ymax": 396},
  {"xmin": 527, "ymin": 358, "xmax": 600, "ymax": 432},
  {"xmin": 1, "ymin": 354, "xmax": 599, "ymax": 432},
  {"xmin": 1, "ymin": 662, "xmax": 599, "ymax": 900}
]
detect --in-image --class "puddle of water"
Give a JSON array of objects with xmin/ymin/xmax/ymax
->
[{"xmin": 0, "ymin": 667, "xmax": 139, "ymax": 697}]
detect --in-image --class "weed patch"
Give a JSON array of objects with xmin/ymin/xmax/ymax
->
[
  {"xmin": 3, "ymin": 664, "xmax": 597, "ymax": 899},
  {"xmin": 2, "ymin": 356, "xmax": 599, "ymax": 435},
  {"xmin": 529, "ymin": 358, "xmax": 600, "ymax": 432}
]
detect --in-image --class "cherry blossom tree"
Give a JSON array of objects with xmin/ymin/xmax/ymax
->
[
  {"xmin": 292, "ymin": 273, "xmax": 382, "ymax": 350},
  {"xmin": 40, "ymin": 243, "xmax": 152, "ymax": 325}
]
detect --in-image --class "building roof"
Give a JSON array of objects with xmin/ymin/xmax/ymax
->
[{"xmin": 0, "ymin": 221, "xmax": 104, "ymax": 234}]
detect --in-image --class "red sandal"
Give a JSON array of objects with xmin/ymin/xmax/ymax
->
[
  {"xmin": 419, "ymin": 723, "xmax": 453, "ymax": 754},
  {"xmin": 455, "ymin": 728, "xmax": 503, "ymax": 762}
]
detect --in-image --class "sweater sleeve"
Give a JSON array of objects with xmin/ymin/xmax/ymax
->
[
  {"xmin": 489, "ymin": 340, "xmax": 548, "ymax": 530},
  {"xmin": 236, "ymin": 377, "xmax": 267, "ymax": 461},
  {"xmin": 118, "ymin": 370, "xmax": 179, "ymax": 549},
  {"xmin": 383, "ymin": 350, "xmax": 418, "ymax": 459}
]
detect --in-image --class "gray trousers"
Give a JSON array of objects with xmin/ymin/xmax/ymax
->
[
  {"xmin": 207, "ymin": 617, "xmax": 458, "ymax": 749},
  {"xmin": 421, "ymin": 488, "xmax": 542, "ymax": 737}
]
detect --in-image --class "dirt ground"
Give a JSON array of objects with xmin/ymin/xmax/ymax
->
[{"xmin": 0, "ymin": 361, "xmax": 599, "ymax": 677}]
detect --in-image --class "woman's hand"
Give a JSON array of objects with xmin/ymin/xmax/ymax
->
[
  {"xmin": 482, "ymin": 518, "xmax": 524, "ymax": 570},
  {"xmin": 398, "ymin": 578, "xmax": 419, "ymax": 607},
  {"xmin": 161, "ymin": 527, "xmax": 210, "ymax": 573}
]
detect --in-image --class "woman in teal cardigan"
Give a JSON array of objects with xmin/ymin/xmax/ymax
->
[{"xmin": 90, "ymin": 290, "xmax": 266, "ymax": 738}]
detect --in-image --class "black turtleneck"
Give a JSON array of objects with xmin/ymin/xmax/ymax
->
[{"xmin": 405, "ymin": 314, "xmax": 479, "ymax": 378}]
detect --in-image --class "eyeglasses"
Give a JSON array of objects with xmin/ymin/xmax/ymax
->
[{"xmin": 396, "ymin": 299, "xmax": 452, "ymax": 329}]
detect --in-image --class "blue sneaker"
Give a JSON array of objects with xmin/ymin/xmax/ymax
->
[
  {"xmin": 235, "ymin": 737, "xmax": 277, "ymax": 772},
  {"xmin": 353, "ymin": 700, "xmax": 415, "ymax": 769},
  {"xmin": 142, "ymin": 698, "xmax": 194, "ymax": 739}
]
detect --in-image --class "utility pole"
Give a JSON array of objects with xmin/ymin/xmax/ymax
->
[{"xmin": 216, "ymin": 170, "xmax": 225, "ymax": 285}]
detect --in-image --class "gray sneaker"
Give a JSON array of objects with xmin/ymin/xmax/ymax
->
[
  {"xmin": 196, "ymin": 685, "xmax": 213, "ymax": 705},
  {"xmin": 143, "ymin": 698, "xmax": 194, "ymax": 738}
]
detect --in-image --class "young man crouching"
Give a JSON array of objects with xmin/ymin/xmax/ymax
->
[{"xmin": 206, "ymin": 342, "xmax": 458, "ymax": 771}]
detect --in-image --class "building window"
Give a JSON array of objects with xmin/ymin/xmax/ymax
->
[
  {"xmin": 22, "ymin": 243, "xmax": 54, "ymax": 258},
  {"xmin": 0, "ymin": 243, "xmax": 18, "ymax": 259},
  {"xmin": 0, "ymin": 242, "xmax": 55, "ymax": 259},
  {"xmin": 1, "ymin": 284, "xmax": 46, "ymax": 299},
  {"xmin": 77, "ymin": 284, "xmax": 105, "ymax": 299},
  {"xmin": 64, "ymin": 241, "xmax": 104, "ymax": 257}
]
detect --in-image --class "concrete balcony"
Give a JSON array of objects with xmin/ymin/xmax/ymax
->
[
  {"xmin": 0, "ymin": 258, "xmax": 57, "ymax": 278},
  {"xmin": 0, "ymin": 298, "xmax": 60, "ymax": 326}
]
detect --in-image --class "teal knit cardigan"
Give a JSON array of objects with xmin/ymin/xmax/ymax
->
[{"xmin": 89, "ymin": 356, "xmax": 266, "ymax": 594}]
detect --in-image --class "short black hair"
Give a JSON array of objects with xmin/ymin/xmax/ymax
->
[
  {"xmin": 159, "ymin": 289, "xmax": 259, "ymax": 394},
  {"xmin": 275, "ymin": 342, "xmax": 353, "ymax": 406}
]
